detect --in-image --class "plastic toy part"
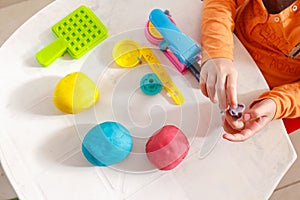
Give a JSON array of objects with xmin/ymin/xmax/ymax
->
[
  {"xmin": 140, "ymin": 46, "xmax": 185, "ymax": 105},
  {"xmin": 149, "ymin": 9, "xmax": 201, "ymax": 66},
  {"xmin": 145, "ymin": 18, "xmax": 188, "ymax": 74},
  {"xmin": 36, "ymin": 5, "xmax": 108, "ymax": 67},
  {"xmin": 144, "ymin": 14, "xmax": 176, "ymax": 45},
  {"xmin": 146, "ymin": 125, "xmax": 190, "ymax": 170},
  {"xmin": 113, "ymin": 39, "xmax": 185, "ymax": 105},
  {"xmin": 146, "ymin": 21, "xmax": 163, "ymax": 44},
  {"xmin": 145, "ymin": 9, "xmax": 202, "ymax": 79},
  {"xmin": 112, "ymin": 39, "xmax": 141, "ymax": 68},
  {"xmin": 82, "ymin": 122, "xmax": 133, "ymax": 166},
  {"xmin": 140, "ymin": 73, "xmax": 163, "ymax": 95},
  {"xmin": 145, "ymin": 24, "xmax": 186, "ymax": 74},
  {"xmin": 228, "ymin": 103, "xmax": 246, "ymax": 119}
]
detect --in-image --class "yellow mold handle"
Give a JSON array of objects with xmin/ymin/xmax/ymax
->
[{"xmin": 140, "ymin": 47, "xmax": 185, "ymax": 105}]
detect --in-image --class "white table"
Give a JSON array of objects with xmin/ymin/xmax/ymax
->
[{"xmin": 0, "ymin": 0, "xmax": 297, "ymax": 199}]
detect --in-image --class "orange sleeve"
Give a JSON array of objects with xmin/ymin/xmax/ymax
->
[
  {"xmin": 200, "ymin": 0, "xmax": 238, "ymax": 64},
  {"xmin": 252, "ymin": 80, "xmax": 300, "ymax": 119}
]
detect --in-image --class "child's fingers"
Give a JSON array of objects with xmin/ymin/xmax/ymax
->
[
  {"xmin": 224, "ymin": 111, "xmax": 244, "ymax": 130},
  {"xmin": 222, "ymin": 116, "xmax": 239, "ymax": 134},
  {"xmin": 222, "ymin": 129, "xmax": 253, "ymax": 142},
  {"xmin": 199, "ymin": 76, "xmax": 209, "ymax": 98},
  {"xmin": 226, "ymin": 73, "xmax": 238, "ymax": 109},
  {"xmin": 223, "ymin": 116, "xmax": 268, "ymax": 142},
  {"xmin": 206, "ymin": 73, "xmax": 217, "ymax": 103},
  {"xmin": 223, "ymin": 99, "xmax": 276, "ymax": 143},
  {"xmin": 244, "ymin": 99, "xmax": 275, "ymax": 122},
  {"xmin": 216, "ymin": 75, "xmax": 228, "ymax": 111}
]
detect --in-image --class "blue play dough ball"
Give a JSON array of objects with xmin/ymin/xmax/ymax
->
[{"xmin": 82, "ymin": 122, "xmax": 133, "ymax": 166}]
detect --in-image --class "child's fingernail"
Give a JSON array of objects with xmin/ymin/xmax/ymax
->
[{"xmin": 244, "ymin": 114, "xmax": 250, "ymax": 121}]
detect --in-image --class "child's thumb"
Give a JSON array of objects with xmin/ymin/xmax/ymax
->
[{"xmin": 243, "ymin": 103, "xmax": 266, "ymax": 122}]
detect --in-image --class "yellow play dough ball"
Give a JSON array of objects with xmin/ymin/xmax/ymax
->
[{"xmin": 53, "ymin": 72, "xmax": 99, "ymax": 114}]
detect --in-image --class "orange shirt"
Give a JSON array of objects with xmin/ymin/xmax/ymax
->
[{"xmin": 201, "ymin": 0, "xmax": 300, "ymax": 119}]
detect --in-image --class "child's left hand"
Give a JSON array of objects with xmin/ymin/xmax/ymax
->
[{"xmin": 222, "ymin": 98, "xmax": 276, "ymax": 142}]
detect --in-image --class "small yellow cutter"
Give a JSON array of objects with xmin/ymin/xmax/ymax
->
[{"xmin": 112, "ymin": 39, "xmax": 184, "ymax": 105}]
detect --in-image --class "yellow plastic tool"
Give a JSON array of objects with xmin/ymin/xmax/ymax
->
[
  {"xmin": 140, "ymin": 47, "xmax": 184, "ymax": 105},
  {"xmin": 112, "ymin": 39, "xmax": 184, "ymax": 105},
  {"xmin": 112, "ymin": 40, "xmax": 141, "ymax": 68}
]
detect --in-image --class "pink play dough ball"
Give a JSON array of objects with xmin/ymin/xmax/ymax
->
[{"xmin": 146, "ymin": 125, "xmax": 190, "ymax": 170}]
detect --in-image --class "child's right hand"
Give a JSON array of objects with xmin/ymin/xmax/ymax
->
[{"xmin": 199, "ymin": 58, "xmax": 238, "ymax": 111}]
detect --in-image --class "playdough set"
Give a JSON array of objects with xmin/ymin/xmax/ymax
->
[{"xmin": 36, "ymin": 6, "xmax": 244, "ymax": 171}]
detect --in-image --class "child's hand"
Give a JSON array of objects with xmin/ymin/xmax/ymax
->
[
  {"xmin": 199, "ymin": 58, "xmax": 238, "ymax": 111},
  {"xmin": 222, "ymin": 98, "xmax": 276, "ymax": 142}
]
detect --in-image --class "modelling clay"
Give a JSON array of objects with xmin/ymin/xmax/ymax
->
[
  {"xmin": 146, "ymin": 125, "xmax": 189, "ymax": 170},
  {"xmin": 82, "ymin": 122, "xmax": 133, "ymax": 166},
  {"xmin": 228, "ymin": 103, "xmax": 246, "ymax": 118},
  {"xmin": 140, "ymin": 73, "xmax": 163, "ymax": 95},
  {"xmin": 53, "ymin": 72, "xmax": 99, "ymax": 114}
]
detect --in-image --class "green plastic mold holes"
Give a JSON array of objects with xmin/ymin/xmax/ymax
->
[{"xmin": 36, "ymin": 5, "xmax": 108, "ymax": 67}]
